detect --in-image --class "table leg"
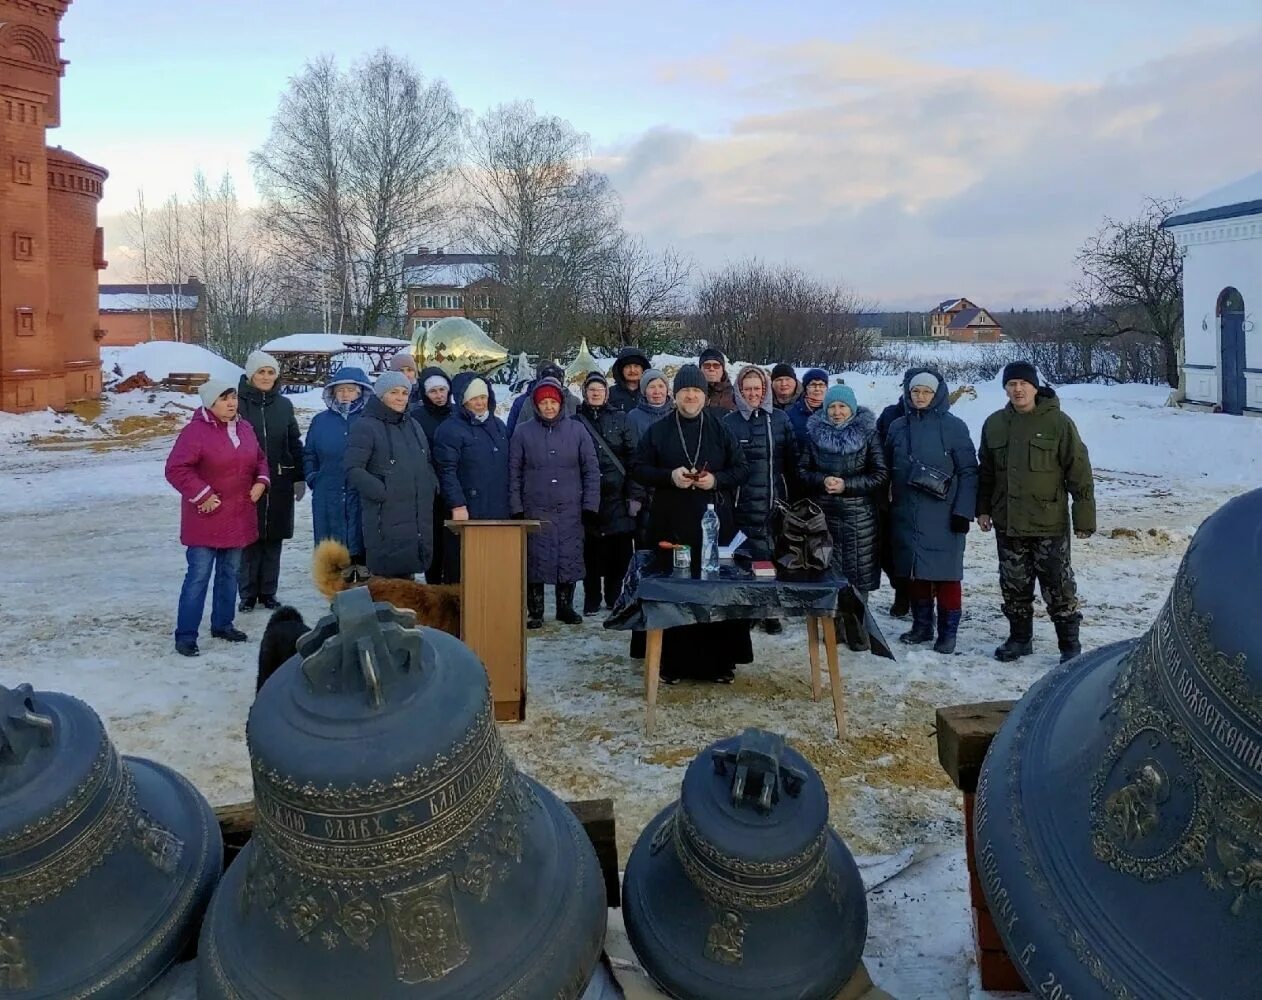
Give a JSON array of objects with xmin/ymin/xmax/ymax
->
[
  {"xmin": 806, "ymin": 616, "xmax": 822, "ymax": 702},
  {"xmin": 645, "ymin": 629, "xmax": 663, "ymax": 736},
  {"xmin": 821, "ymin": 616, "xmax": 847, "ymax": 740}
]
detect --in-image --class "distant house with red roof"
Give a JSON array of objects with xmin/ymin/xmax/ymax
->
[{"xmin": 929, "ymin": 297, "xmax": 1003, "ymax": 343}]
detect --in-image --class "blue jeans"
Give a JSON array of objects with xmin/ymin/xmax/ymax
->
[{"xmin": 175, "ymin": 546, "xmax": 242, "ymax": 645}]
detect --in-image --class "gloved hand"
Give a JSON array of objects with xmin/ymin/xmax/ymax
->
[
  {"xmin": 582, "ymin": 509, "xmax": 600, "ymax": 528},
  {"xmin": 510, "ymin": 511, "xmax": 525, "ymax": 520},
  {"xmin": 950, "ymin": 514, "xmax": 971, "ymax": 534},
  {"xmin": 294, "ymin": 482, "xmax": 307, "ymax": 502}
]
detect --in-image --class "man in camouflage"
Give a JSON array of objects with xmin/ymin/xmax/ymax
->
[{"xmin": 977, "ymin": 362, "xmax": 1095, "ymax": 663}]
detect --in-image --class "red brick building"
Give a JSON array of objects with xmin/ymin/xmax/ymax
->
[
  {"xmin": 97, "ymin": 279, "xmax": 206, "ymax": 346},
  {"xmin": 0, "ymin": 0, "xmax": 107, "ymax": 413},
  {"xmin": 403, "ymin": 248, "xmax": 500, "ymax": 339},
  {"xmin": 930, "ymin": 297, "xmax": 1003, "ymax": 344}
]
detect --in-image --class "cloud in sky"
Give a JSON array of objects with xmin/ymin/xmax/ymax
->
[{"xmin": 602, "ymin": 28, "xmax": 1262, "ymax": 308}]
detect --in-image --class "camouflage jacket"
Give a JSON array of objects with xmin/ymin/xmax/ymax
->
[{"xmin": 976, "ymin": 388, "xmax": 1096, "ymax": 537}]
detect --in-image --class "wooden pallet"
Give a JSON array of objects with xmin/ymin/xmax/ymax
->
[{"xmin": 161, "ymin": 371, "xmax": 210, "ymax": 393}]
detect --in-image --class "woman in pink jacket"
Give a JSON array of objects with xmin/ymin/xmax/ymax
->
[{"xmin": 165, "ymin": 378, "xmax": 271, "ymax": 656}]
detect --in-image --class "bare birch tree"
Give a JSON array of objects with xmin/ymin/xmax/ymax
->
[
  {"xmin": 251, "ymin": 50, "xmax": 459, "ymax": 336},
  {"xmin": 460, "ymin": 101, "xmax": 620, "ymax": 354},
  {"xmin": 123, "ymin": 188, "xmax": 157, "ymax": 342}
]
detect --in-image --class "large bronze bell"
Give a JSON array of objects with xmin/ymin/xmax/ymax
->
[
  {"xmin": 622, "ymin": 728, "xmax": 868, "ymax": 999},
  {"xmin": 0, "ymin": 683, "xmax": 221, "ymax": 997},
  {"xmin": 976, "ymin": 488, "xmax": 1262, "ymax": 998},
  {"xmin": 198, "ymin": 588, "xmax": 607, "ymax": 998}
]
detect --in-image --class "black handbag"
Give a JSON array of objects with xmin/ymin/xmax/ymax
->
[
  {"xmin": 908, "ymin": 460, "xmax": 952, "ymax": 500},
  {"xmin": 769, "ymin": 499, "xmax": 833, "ymax": 581}
]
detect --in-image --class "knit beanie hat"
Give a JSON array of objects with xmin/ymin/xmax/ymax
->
[
  {"xmin": 388, "ymin": 349, "xmax": 417, "ymax": 374},
  {"xmin": 771, "ymin": 363, "xmax": 797, "ymax": 382},
  {"xmin": 463, "ymin": 377, "xmax": 490, "ymax": 403},
  {"xmin": 423, "ymin": 373, "xmax": 449, "ymax": 393},
  {"xmin": 824, "ymin": 384, "xmax": 858, "ymax": 414},
  {"xmin": 908, "ymin": 371, "xmax": 941, "ymax": 393},
  {"xmin": 699, "ymin": 346, "xmax": 727, "ymax": 368},
  {"xmin": 373, "ymin": 371, "xmax": 411, "ymax": 399},
  {"xmin": 1001, "ymin": 361, "xmax": 1039, "ymax": 389},
  {"xmin": 245, "ymin": 350, "xmax": 279, "ymax": 380},
  {"xmin": 199, "ymin": 377, "xmax": 237, "ymax": 409},
  {"xmin": 583, "ymin": 371, "xmax": 608, "ymax": 392},
  {"xmin": 673, "ymin": 364, "xmax": 708, "ymax": 395},
  {"xmin": 641, "ymin": 368, "xmax": 670, "ymax": 396},
  {"xmin": 533, "ymin": 378, "xmax": 564, "ymax": 406},
  {"xmin": 801, "ymin": 368, "xmax": 830, "ymax": 391}
]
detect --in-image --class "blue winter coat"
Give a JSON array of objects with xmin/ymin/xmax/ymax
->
[
  {"xmin": 433, "ymin": 372, "xmax": 511, "ymax": 519},
  {"xmin": 509, "ymin": 399, "xmax": 600, "ymax": 584},
  {"xmin": 786, "ymin": 369, "xmax": 829, "ymax": 449},
  {"xmin": 885, "ymin": 369, "xmax": 978, "ymax": 582},
  {"xmin": 505, "ymin": 363, "xmax": 566, "ymax": 436},
  {"xmin": 303, "ymin": 366, "xmax": 373, "ymax": 555}
]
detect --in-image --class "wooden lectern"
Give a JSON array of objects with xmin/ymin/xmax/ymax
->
[{"xmin": 446, "ymin": 519, "xmax": 539, "ymax": 722}]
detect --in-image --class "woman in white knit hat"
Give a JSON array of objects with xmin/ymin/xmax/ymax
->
[{"xmin": 235, "ymin": 349, "xmax": 304, "ymax": 611}]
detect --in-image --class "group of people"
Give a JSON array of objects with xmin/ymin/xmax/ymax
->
[{"xmin": 165, "ymin": 346, "xmax": 1095, "ymax": 680}]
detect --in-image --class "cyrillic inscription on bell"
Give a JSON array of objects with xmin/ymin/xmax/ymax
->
[
  {"xmin": 975, "ymin": 488, "xmax": 1262, "ymax": 998},
  {"xmin": 199, "ymin": 587, "xmax": 607, "ymax": 998}
]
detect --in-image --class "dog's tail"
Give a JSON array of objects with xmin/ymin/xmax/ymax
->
[
  {"xmin": 267, "ymin": 605, "xmax": 306, "ymax": 627},
  {"xmin": 313, "ymin": 539, "xmax": 356, "ymax": 599}
]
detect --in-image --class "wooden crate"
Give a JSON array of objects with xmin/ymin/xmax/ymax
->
[{"xmin": 162, "ymin": 371, "xmax": 210, "ymax": 393}]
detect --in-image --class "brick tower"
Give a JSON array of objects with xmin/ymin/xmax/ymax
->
[{"xmin": 0, "ymin": 0, "xmax": 106, "ymax": 413}]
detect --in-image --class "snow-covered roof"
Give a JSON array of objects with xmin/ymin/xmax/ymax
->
[
  {"xmin": 262, "ymin": 333, "xmax": 409, "ymax": 353},
  {"xmin": 403, "ymin": 262, "xmax": 496, "ymax": 288},
  {"xmin": 100, "ymin": 292, "xmax": 199, "ymax": 312},
  {"xmin": 1163, "ymin": 169, "xmax": 1262, "ymax": 228}
]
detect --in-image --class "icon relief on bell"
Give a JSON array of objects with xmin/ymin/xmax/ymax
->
[
  {"xmin": 1103, "ymin": 759, "xmax": 1170, "ymax": 846},
  {"xmin": 703, "ymin": 910, "xmax": 746, "ymax": 965},
  {"xmin": 385, "ymin": 873, "xmax": 470, "ymax": 983}
]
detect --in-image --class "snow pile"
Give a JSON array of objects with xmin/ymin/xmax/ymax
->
[{"xmin": 102, "ymin": 342, "xmax": 244, "ymax": 384}]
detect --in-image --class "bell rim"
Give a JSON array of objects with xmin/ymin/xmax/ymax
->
[
  {"xmin": 976, "ymin": 636, "xmax": 1262, "ymax": 1000},
  {"xmin": 1, "ymin": 754, "xmax": 221, "ymax": 999},
  {"xmin": 622, "ymin": 802, "xmax": 867, "ymax": 999},
  {"xmin": 198, "ymin": 776, "xmax": 607, "ymax": 999}
]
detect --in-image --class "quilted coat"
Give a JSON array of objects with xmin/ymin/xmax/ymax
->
[
  {"xmin": 722, "ymin": 366, "xmax": 797, "ymax": 559},
  {"xmin": 885, "ymin": 369, "xmax": 979, "ymax": 582},
  {"xmin": 509, "ymin": 398, "xmax": 600, "ymax": 584},
  {"xmin": 344, "ymin": 394, "xmax": 438, "ymax": 578},
  {"xmin": 303, "ymin": 366, "xmax": 373, "ymax": 554},
  {"xmin": 798, "ymin": 406, "xmax": 889, "ymax": 592},
  {"xmin": 236, "ymin": 375, "xmax": 303, "ymax": 541},
  {"xmin": 165, "ymin": 408, "xmax": 270, "ymax": 550},
  {"xmin": 432, "ymin": 372, "xmax": 511, "ymax": 519}
]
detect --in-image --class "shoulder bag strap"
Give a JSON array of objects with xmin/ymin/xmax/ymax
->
[{"xmin": 576, "ymin": 412, "xmax": 626, "ymax": 477}]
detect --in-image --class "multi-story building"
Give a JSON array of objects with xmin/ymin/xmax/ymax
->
[
  {"xmin": 402, "ymin": 248, "xmax": 500, "ymax": 339},
  {"xmin": 929, "ymin": 297, "xmax": 1003, "ymax": 343},
  {"xmin": 0, "ymin": 0, "xmax": 108, "ymax": 412}
]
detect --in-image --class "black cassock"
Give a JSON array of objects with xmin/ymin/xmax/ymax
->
[{"xmin": 628, "ymin": 409, "xmax": 752, "ymax": 680}]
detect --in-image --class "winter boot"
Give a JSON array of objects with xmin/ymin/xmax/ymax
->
[
  {"xmin": 840, "ymin": 611, "xmax": 870, "ymax": 652},
  {"xmin": 555, "ymin": 583, "xmax": 583, "ymax": 625},
  {"xmin": 899, "ymin": 600, "xmax": 935, "ymax": 644},
  {"xmin": 1055, "ymin": 619, "xmax": 1082, "ymax": 663},
  {"xmin": 762, "ymin": 617, "xmax": 783, "ymax": 635},
  {"xmin": 583, "ymin": 579, "xmax": 602, "ymax": 615},
  {"xmin": 933, "ymin": 608, "xmax": 962, "ymax": 655},
  {"xmin": 526, "ymin": 584, "xmax": 545, "ymax": 630},
  {"xmin": 994, "ymin": 616, "xmax": 1034, "ymax": 662},
  {"xmin": 889, "ymin": 581, "xmax": 911, "ymax": 619}
]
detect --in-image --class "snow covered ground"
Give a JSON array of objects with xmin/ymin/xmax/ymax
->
[{"xmin": 4, "ymin": 343, "xmax": 1261, "ymax": 999}]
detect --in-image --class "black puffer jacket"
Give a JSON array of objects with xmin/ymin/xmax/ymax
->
[
  {"xmin": 410, "ymin": 365, "xmax": 453, "ymax": 448},
  {"xmin": 607, "ymin": 346, "xmax": 650, "ymax": 414},
  {"xmin": 344, "ymin": 394, "xmax": 438, "ymax": 578},
  {"xmin": 798, "ymin": 406, "xmax": 888, "ymax": 593},
  {"xmin": 722, "ymin": 366, "xmax": 797, "ymax": 558},
  {"xmin": 576, "ymin": 402, "xmax": 637, "ymax": 536},
  {"xmin": 236, "ymin": 375, "xmax": 303, "ymax": 540}
]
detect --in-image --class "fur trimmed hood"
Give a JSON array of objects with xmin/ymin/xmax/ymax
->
[{"xmin": 807, "ymin": 405, "xmax": 878, "ymax": 455}]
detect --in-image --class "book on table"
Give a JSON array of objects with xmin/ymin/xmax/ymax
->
[{"xmin": 751, "ymin": 561, "xmax": 776, "ymax": 579}]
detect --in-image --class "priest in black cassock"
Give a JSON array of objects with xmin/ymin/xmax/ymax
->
[{"xmin": 628, "ymin": 364, "xmax": 752, "ymax": 683}]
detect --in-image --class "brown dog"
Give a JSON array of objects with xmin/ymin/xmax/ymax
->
[{"xmin": 312, "ymin": 540, "xmax": 461, "ymax": 637}]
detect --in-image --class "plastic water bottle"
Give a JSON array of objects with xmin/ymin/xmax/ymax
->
[{"xmin": 701, "ymin": 504, "xmax": 721, "ymax": 577}]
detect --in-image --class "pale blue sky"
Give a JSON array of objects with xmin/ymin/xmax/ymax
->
[{"xmin": 56, "ymin": 0, "xmax": 1262, "ymax": 306}]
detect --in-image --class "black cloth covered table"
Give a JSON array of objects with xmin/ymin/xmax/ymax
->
[{"xmin": 606, "ymin": 552, "xmax": 893, "ymax": 659}]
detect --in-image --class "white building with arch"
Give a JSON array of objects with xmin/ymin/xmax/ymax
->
[{"xmin": 1162, "ymin": 171, "xmax": 1262, "ymax": 415}]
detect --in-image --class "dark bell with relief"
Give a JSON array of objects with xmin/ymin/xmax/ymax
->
[
  {"xmin": 0, "ymin": 682, "xmax": 221, "ymax": 998},
  {"xmin": 622, "ymin": 728, "xmax": 867, "ymax": 999},
  {"xmin": 198, "ymin": 587, "xmax": 608, "ymax": 998},
  {"xmin": 975, "ymin": 488, "xmax": 1262, "ymax": 998}
]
